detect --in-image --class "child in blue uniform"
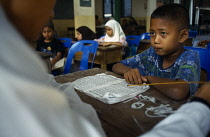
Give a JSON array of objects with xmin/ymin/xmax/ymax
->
[
  {"xmin": 112, "ymin": 4, "xmax": 200, "ymax": 100},
  {"xmin": 36, "ymin": 24, "xmax": 64, "ymax": 70}
]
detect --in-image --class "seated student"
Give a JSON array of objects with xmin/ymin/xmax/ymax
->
[
  {"xmin": 112, "ymin": 4, "xmax": 200, "ymax": 101},
  {"xmin": 75, "ymin": 26, "xmax": 97, "ymax": 42},
  {"xmin": 36, "ymin": 23, "xmax": 65, "ymax": 71},
  {"xmin": 94, "ymin": 20, "xmax": 127, "ymax": 47},
  {"xmin": 71, "ymin": 26, "xmax": 98, "ymax": 72}
]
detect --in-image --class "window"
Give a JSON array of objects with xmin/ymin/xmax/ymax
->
[
  {"xmin": 122, "ymin": 0, "xmax": 132, "ymax": 17},
  {"xmin": 103, "ymin": 0, "xmax": 114, "ymax": 18},
  {"xmin": 103, "ymin": 0, "xmax": 131, "ymax": 18}
]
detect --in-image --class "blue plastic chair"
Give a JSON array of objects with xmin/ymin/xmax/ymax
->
[
  {"xmin": 207, "ymin": 43, "xmax": 210, "ymax": 49},
  {"xmin": 139, "ymin": 32, "xmax": 150, "ymax": 40},
  {"xmin": 58, "ymin": 38, "xmax": 72, "ymax": 48},
  {"xmin": 63, "ymin": 40, "xmax": 99, "ymax": 74},
  {"xmin": 126, "ymin": 35, "xmax": 141, "ymax": 57},
  {"xmin": 184, "ymin": 46, "xmax": 210, "ymax": 81},
  {"xmin": 188, "ymin": 31, "xmax": 198, "ymax": 38},
  {"xmin": 188, "ymin": 31, "xmax": 198, "ymax": 45}
]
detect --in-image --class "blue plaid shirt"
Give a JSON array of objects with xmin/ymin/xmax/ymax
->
[{"xmin": 120, "ymin": 47, "xmax": 200, "ymax": 95}]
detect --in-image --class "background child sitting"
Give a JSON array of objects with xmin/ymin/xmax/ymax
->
[
  {"xmin": 95, "ymin": 19, "xmax": 127, "ymax": 47},
  {"xmin": 36, "ymin": 23, "xmax": 65, "ymax": 72},
  {"xmin": 112, "ymin": 4, "xmax": 200, "ymax": 101},
  {"xmin": 71, "ymin": 26, "xmax": 98, "ymax": 72}
]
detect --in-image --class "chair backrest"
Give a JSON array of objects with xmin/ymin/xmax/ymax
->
[
  {"xmin": 188, "ymin": 31, "xmax": 198, "ymax": 38},
  {"xmin": 184, "ymin": 46, "xmax": 210, "ymax": 81},
  {"xmin": 63, "ymin": 40, "xmax": 98, "ymax": 74},
  {"xmin": 207, "ymin": 43, "xmax": 210, "ymax": 49},
  {"xmin": 139, "ymin": 32, "xmax": 150, "ymax": 40},
  {"xmin": 58, "ymin": 38, "xmax": 72, "ymax": 48},
  {"xmin": 126, "ymin": 35, "xmax": 141, "ymax": 56},
  {"xmin": 188, "ymin": 31, "xmax": 198, "ymax": 46}
]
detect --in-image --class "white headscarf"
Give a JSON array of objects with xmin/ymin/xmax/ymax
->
[{"xmin": 104, "ymin": 20, "xmax": 126, "ymax": 42}]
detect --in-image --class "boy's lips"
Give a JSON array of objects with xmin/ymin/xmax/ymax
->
[{"xmin": 154, "ymin": 47, "xmax": 162, "ymax": 51}]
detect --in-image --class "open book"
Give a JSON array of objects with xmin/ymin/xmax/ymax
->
[{"xmin": 72, "ymin": 73, "xmax": 150, "ymax": 104}]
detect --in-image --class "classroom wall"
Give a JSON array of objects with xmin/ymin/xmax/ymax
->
[
  {"xmin": 74, "ymin": 0, "xmax": 95, "ymax": 34},
  {"xmin": 132, "ymin": 0, "xmax": 147, "ymax": 18},
  {"xmin": 53, "ymin": 0, "xmax": 150, "ymax": 37},
  {"xmin": 53, "ymin": 19, "xmax": 74, "ymax": 38},
  {"xmin": 146, "ymin": 0, "xmax": 156, "ymax": 32},
  {"xmin": 95, "ymin": 0, "xmax": 103, "ymax": 24}
]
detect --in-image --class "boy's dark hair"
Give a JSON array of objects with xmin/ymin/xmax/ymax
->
[{"xmin": 151, "ymin": 3, "xmax": 189, "ymax": 30}]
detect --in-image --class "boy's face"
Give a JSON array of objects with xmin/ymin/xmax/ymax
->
[
  {"xmin": 105, "ymin": 26, "xmax": 114, "ymax": 37},
  {"xmin": 149, "ymin": 18, "xmax": 184, "ymax": 56},
  {"xmin": 2, "ymin": 0, "xmax": 56, "ymax": 42},
  {"xmin": 42, "ymin": 27, "xmax": 54, "ymax": 40}
]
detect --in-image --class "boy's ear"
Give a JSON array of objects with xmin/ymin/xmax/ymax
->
[{"xmin": 179, "ymin": 29, "xmax": 189, "ymax": 43}]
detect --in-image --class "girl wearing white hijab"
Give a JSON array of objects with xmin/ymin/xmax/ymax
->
[{"xmin": 95, "ymin": 20, "xmax": 127, "ymax": 47}]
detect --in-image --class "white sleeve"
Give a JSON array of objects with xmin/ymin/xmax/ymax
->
[{"xmin": 140, "ymin": 102, "xmax": 210, "ymax": 137}]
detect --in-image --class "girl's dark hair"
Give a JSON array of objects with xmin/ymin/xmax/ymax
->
[
  {"xmin": 44, "ymin": 21, "xmax": 55, "ymax": 30},
  {"xmin": 76, "ymin": 26, "xmax": 97, "ymax": 40},
  {"xmin": 151, "ymin": 3, "xmax": 189, "ymax": 30}
]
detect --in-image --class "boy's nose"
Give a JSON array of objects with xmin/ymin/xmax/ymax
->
[{"xmin": 154, "ymin": 35, "xmax": 160, "ymax": 44}]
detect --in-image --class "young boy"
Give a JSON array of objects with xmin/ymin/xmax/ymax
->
[{"xmin": 112, "ymin": 4, "xmax": 200, "ymax": 100}]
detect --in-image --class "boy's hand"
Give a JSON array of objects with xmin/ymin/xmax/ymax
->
[
  {"xmin": 124, "ymin": 68, "xmax": 147, "ymax": 84},
  {"xmin": 194, "ymin": 82, "xmax": 210, "ymax": 104}
]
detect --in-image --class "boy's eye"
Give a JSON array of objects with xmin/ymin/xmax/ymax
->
[
  {"xmin": 150, "ymin": 32, "xmax": 155, "ymax": 35},
  {"xmin": 161, "ymin": 32, "xmax": 167, "ymax": 35}
]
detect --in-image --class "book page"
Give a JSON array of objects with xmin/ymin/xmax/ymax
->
[{"xmin": 72, "ymin": 73, "xmax": 149, "ymax": 104}]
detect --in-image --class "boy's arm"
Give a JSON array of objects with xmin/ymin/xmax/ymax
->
[
  {"xmin": 50, "ymin": 52, "xmax": 62, "ymax": 67},
  {"xmin": 113, "ymin": 63, "xmax": 189, "ymax": 100},
  {"xmin": 112, "ymin": 63, "xmax": 131, "ymax": 75},
  {"xmin": 145, "ymin": 76, "xmax": 189, "ymax": 100}
]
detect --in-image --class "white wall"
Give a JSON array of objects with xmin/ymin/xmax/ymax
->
[
  {"xmin": 132, "ymin": 0, "xmax": 147, "ymax": 18},
  {"xmin": 74, "ymin": 0, "xmax": 96, "ymax": 32},
  {"xmin": 95, "ymin": 0, "xmax": 103, "ymax": 23}
]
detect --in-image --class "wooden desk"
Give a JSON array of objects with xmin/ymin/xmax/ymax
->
[
  {"xmin": 74, "ymin": 45, "xmax": 123, "ymax": 70},
  {"xmin": 55, "ymin": 68, "xmax": 186, "ymax": 137},
  {"xmin": 36, "ymin": 51, "xmax": 53, "ymax": 73}
]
